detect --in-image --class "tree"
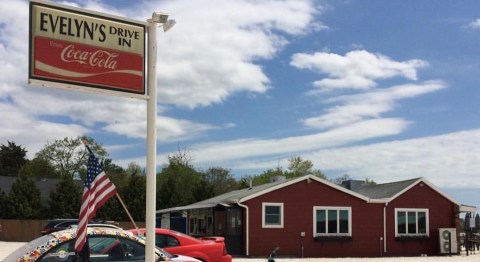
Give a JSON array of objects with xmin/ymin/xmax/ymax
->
[
  {"xmin": 0, "ymin": 141, "xmax": 28, "ymax": 176},
  {"xmin": 0, "ymin": 188, "xmax": 7, "ymax": 218},
  {"xmin": 122, "ymin": 174, "xmax": 146, "ymax": 221},
  {"xmin": 364, "ymin": 178, "xmax": 377, "ymax": 185},
  {"xmin": 157, "ymin": 152, "xmax": 204, "ymax": 209},
  {"xmin": 194, "ymin": 174, "xmax": 215, "ymax": 202},
  {"xmin": 286, "ymin": 156, "xmax": 326, "ymax": 179},
  {"xmin": 103, "ymin": 158, "xmax": 128, "ymax": 189},
  {"xmin": 8, "ymin": 174, "xmax": 42, "ymax": 219},
  {"xmin": 238, "ymin": 157, "xmax": 327, "ymax": 188},
  {"xmin": 332, "ymin": 174, "xmax": 351, "ymax": 185},
  {"xmin": 287, "ymin": 156, "xmax": 313, "ymax": 177},
  {"xmin": 126, "ymin": 162, "xmax": 144, "ymax": 176},
  {"xmin": 23, "ymin": 156, "xmax": 60, "ymax": 179},
  {"xmin": 202, "ymin": 167, "xmax": 239, "ymax": 196},
  {"xmin": 47, "ymin": 177, "xmax": 82, "ymax": 218},
  {"xmin": 97, "ymin": 172, "xmax": 146, "ymax": 222},
  {"xmin": 242, "ymin": 167, "xmax": 285, "ymax": 187},
  {"xmin": 35, "ymin": 136, "xmax": 107, "ymax": 178}
]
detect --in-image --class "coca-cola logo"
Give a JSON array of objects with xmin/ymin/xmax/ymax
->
[{"xmin": 60, "ymin": 44, "xmax": 118, "ymax": 70}]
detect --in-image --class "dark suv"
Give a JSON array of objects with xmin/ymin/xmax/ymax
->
[{"xmin": 41, "ymin": 219, "xmax": 78, "ymax": 235}]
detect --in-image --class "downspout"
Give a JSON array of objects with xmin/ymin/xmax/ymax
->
[
  {"xmin": 383, "ymin": 202, "xmax": 388, "ymax": 255},
  {"xmin": 237, "ymin": 202, "xmax": 249, "ymax": 256}
]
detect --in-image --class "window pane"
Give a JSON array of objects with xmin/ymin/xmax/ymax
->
[
  {"xmin": 339, "ymin": 210, "xmax": 349, "ymax": 233},
  {"xmin": 265, "ymin": 214, "xmax": 280, "ymax": 224},
  {"xmin": 266, "ymin": 206, "xmax": 280, "ymax": 215},
  {"xmin": 265, "ymin": 205, "xmax": 280, "ymax": 225},
  {"xmin": 417, "ymin": 212, "xmax": 426, "ymax": 234},
  {"xmin": 316, "ymin": 210, "xmax": 326, "ymax": 233},
  {"xmin": 155, "ymin": 234, "xmax": 166, "ymax": 247},
  {"xmin": 397, "ymin": 211, "xmax": 406, "ymax": 234},
  {"xmin": 407, "ymin": 212, "xmax": 416, "ymax": 234},
  {"xmin": 328, "ymin": 210, "xmax": 338, "ymax": 233}
]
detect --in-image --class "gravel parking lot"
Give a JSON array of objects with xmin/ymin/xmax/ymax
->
[{"xmin": 2, "ymin": 241, "xmax": 479, "ymax": 262}]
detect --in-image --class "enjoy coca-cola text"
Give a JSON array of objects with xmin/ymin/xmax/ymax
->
[{"xmin": 60, "ymin": 44, "xmax": 118, "ymax": 70}]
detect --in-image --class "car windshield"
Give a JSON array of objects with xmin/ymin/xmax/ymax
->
[{"xmin": 2, "ymin": 234, "xmax": 56, "ymax": 261}]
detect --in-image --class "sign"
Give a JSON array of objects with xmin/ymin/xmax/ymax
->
[
  {"xmin": 161, "ymin": 213, "xmax": 170, "ymax": 229},
  {"xmin": 29, "ymin": 0, "xmax": 146, "ymax": 95}
]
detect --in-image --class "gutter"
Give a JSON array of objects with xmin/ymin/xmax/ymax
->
[
  {"xmin": 237, "ymin": 201, "xmax": 249, "ymax": 256},
  {"xmin": 383, "ymin": 202, "xmax": 388, "ymax": 255}
]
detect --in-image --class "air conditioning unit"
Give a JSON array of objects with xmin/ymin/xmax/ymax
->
[{"xmin": 439, "ymin": 228, "xmax": 457, "ymax": 254}]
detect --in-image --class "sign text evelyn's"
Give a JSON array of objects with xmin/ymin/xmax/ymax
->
[{"xmin": 39, "ymin": 12, "xmax": 141, "ymax": 47}]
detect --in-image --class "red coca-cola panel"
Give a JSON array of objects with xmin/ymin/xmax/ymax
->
[{"xmin": 33, "ymin": 36, "xmax": 144, "ymax": 94}]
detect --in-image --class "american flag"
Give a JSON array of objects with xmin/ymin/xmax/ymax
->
[{"xmin": 75, "ymin": 149, "xmax": 117, "ymax": 252}]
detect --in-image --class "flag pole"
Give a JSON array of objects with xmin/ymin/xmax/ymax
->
[{"xmin": 116, "ymin": 193, "xmax": 139, "ymax": 229}]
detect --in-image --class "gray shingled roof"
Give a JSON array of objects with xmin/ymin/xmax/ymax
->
[
  {"xmin": 353, "ymin": 177, "xmax": 421, "ymax": 199},
  {"xmin": 0, "ymin": 176, "xmax": 83, "ymax": 204}
]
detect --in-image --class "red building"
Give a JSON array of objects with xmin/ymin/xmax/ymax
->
[{"xmin": 157, "ymin": 175, "xmax": 473, "ymax": 257}]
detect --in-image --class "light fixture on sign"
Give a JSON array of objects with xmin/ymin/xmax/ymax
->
[
  {"xmin": 162, "ymin": 19, "xmax": 176, "ymax": 32},
  {"xmin": 150, "ymin": 12, "xmax": 176, "ymax": 32}
]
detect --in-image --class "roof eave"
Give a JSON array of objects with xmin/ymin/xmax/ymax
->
[{"xmin": 238, "ymin": 174, "xmax": 370, "ymax": 203}]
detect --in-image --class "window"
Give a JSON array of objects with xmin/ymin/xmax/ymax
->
[
  {"xmin": 155, "ymin": 234, "xmax": 179, "ymax": 248},
  {"xmin": 395, "ymin": 208, "xmax": 429, "ymax": 236},
  {"xmin": 313, "ymin": 206, "xmax": 351, "ymax": 236},
  {"xmin": 89, "ymin": 236, "xmax": 148, "ymax": 261},
  {"xmin": 38, "ymin": 236, "xmax": 152, "ymax": 262},
  {"xmin": 262, "ymin": 202, "xmax": 284, "ymax": 228}
]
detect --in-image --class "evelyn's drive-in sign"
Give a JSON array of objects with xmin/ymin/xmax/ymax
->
[{"xmin": 29, "ymin": 0, "xmax": 146, "ymax": 95}]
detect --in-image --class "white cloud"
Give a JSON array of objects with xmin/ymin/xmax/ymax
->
[
  {"xmin": 290, "ymin": 50, "xmax": 429, "ymax": 91},
  {"xmin": 103, "ymin": 115, "xmax": 218, "ymax": 142},
  {"xmin": 150, "ymin": 0, "xmax": 320, "ymax": 108},
  {"xmin": 0, "ymin": 0, "xmax": 321, "ymax": 154},
  {"xmin": 302, "ymin": 81, "xmax": 446, "ymax": 129},
  {"xmin": 468, "ymin": 18, "xmax": 480, "ymax": 29},
  {"xmin": 307, "ymin": 129, "xmax": 480, "ymax": 188},
  {"xmin": 147, "ymin": 118, "xmax": 409, "ymax": 166},
  {"xmin": 227, "ymin": 129, "xmax": 480, "ymax": 188},
  {"xmin": 0, "ymin": 104, "xmax": 88, "ymax": 158}
]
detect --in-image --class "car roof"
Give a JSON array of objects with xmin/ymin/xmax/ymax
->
[
  {"xmin": 21, "ymin": 227, "xmax": 145, "ymax": 261},
  {"xmin": 51, "ymin": 227, "xmax": 137, "ymax": 240}
]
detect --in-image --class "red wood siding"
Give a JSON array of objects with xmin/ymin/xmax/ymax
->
[
  {"xmin": 385, "ymin": 182, "xmax": 458, "ymax": 257},
  {"xmin": 243, "ymin": 179, "xmax": 385, "ymax": 257},
  {"xmin": 239, "ymin": 179, "xmax": 458, "ymax": 257}
]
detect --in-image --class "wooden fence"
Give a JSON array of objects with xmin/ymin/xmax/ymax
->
[{"xmin": 0, "ymin": 219, "xmax": 145, "ymax": 242}]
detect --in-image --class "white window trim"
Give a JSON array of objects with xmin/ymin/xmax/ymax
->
[
  {"xmin": 262, "ymin": 202, "xmax": 284, "ymax": 228},
  {"xmin": 394, "ymin": 208, "xmax": 429, "ymax": 237},
  {"xmin": 313, "ymin": 206, "xmax": 352, "ymax": 237}
]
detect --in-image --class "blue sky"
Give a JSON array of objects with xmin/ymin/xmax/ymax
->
[{"xmin": 1, "ymin": 0, "xmax": 479, "ymax": 209}]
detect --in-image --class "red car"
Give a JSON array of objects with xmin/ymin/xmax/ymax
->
[{"xmin": 129, "ymin": 228, "xmax": 232, "ymax": 262}]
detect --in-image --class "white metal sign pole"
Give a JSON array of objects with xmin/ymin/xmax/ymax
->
[{"xmin": 146, "ymin": 18, "xmax": 157, "ymax": 262}]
